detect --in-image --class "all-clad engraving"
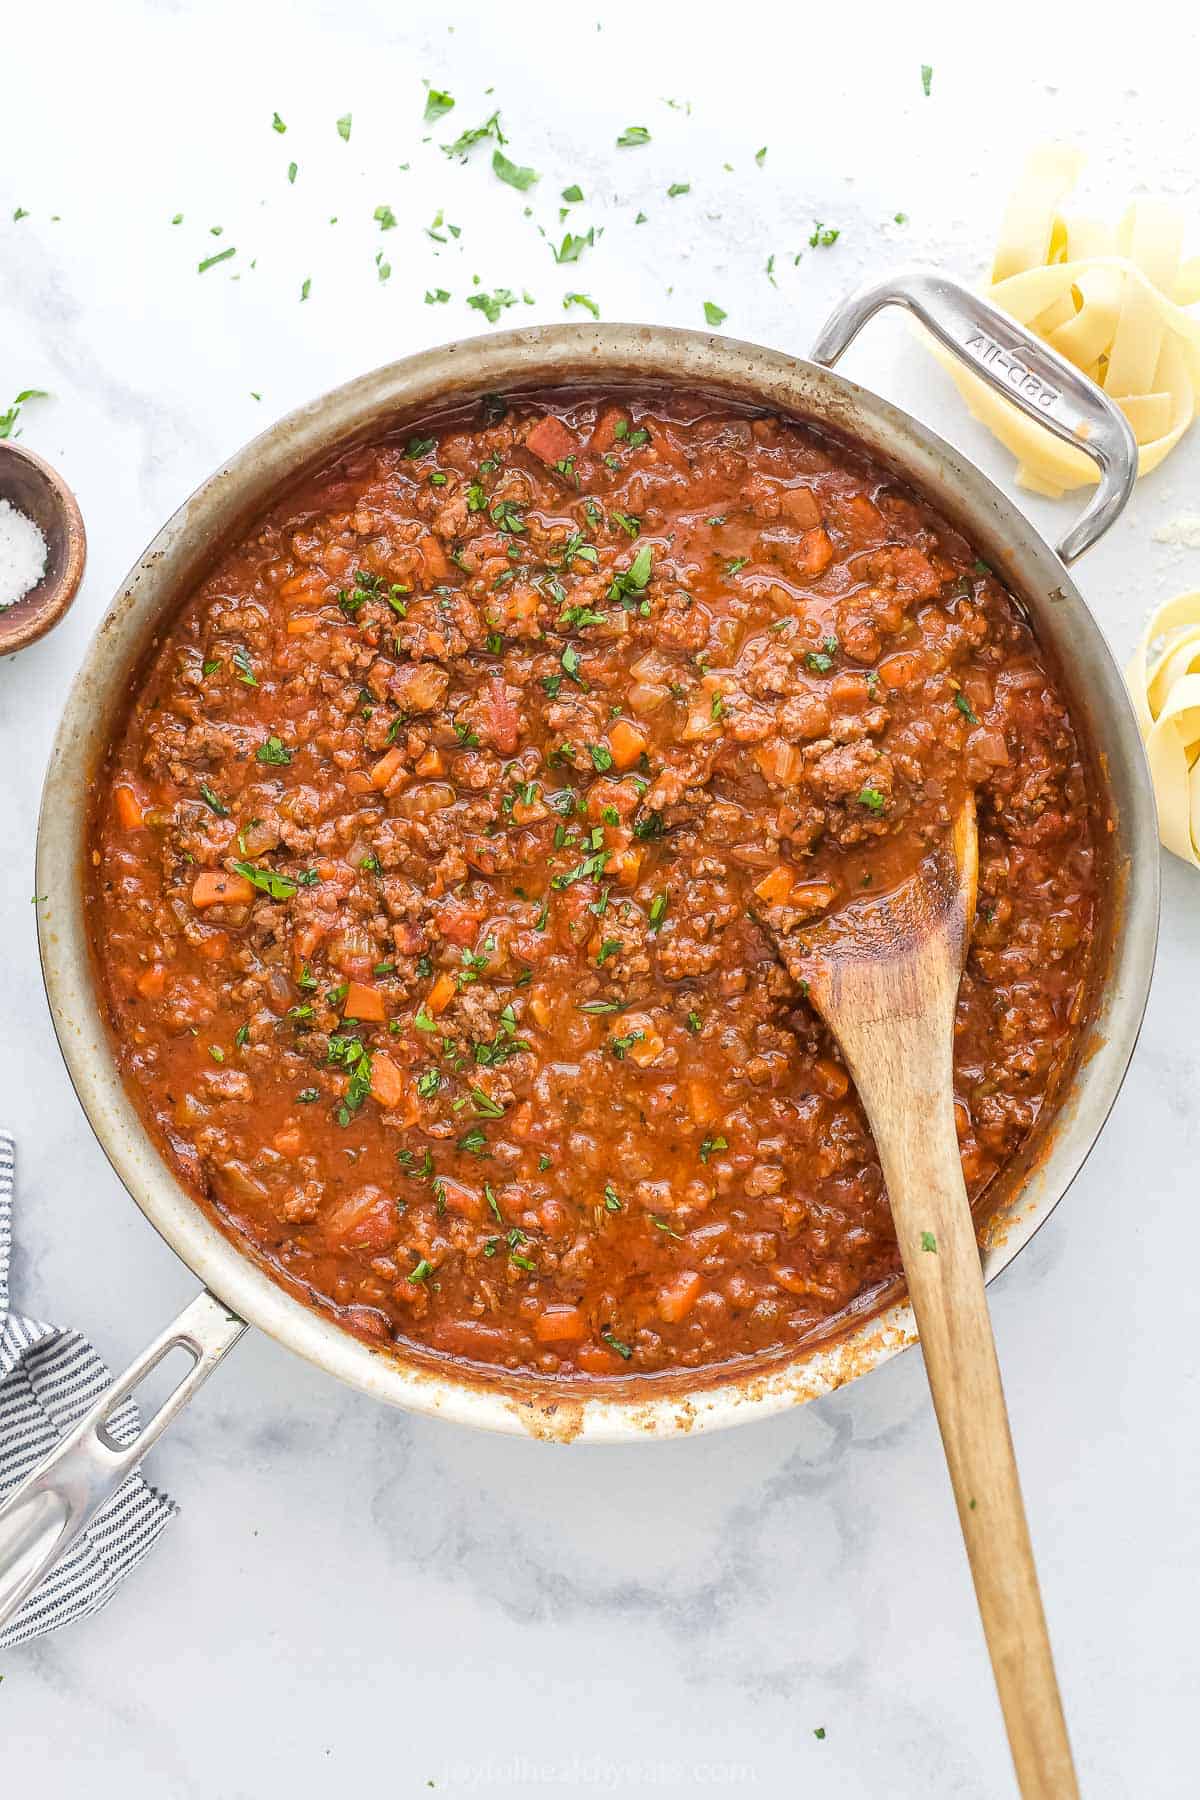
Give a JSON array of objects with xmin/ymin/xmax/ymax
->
[{"xmin": 963, "ymin": 331, "xmax": 1061, "ymax": 409}]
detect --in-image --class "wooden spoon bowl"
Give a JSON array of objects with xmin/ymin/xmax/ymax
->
[{"xmin": 0, "ymin": 440, "xmax": 86, "ymax": 657}]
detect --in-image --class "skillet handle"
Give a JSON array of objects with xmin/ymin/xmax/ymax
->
[
  {"xmin": 0, "ymin": 1289, "xmax": 246, "ymax": 1635},
  {"xmin": 810, "ymin": 266, "xmax": 1138, "ymax": 565}
]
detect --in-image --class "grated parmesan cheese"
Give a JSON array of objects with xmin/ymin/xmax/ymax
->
[{"xmin": 0, "ymin": 497, "xmax": 48, "ymax": 611}]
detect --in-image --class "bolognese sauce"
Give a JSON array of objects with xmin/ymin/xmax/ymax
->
[{"xmin": 88, "ymin": 393, "xmax": 1100, "ymax": 1383}]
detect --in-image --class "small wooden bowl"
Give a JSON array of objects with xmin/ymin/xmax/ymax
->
[{"xmin": 0, "ymin": 441, "xmax": 86, "ymax": 656}]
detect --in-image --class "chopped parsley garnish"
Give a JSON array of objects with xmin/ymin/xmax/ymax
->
[
  {"xmin": 553, "ymin": 229, "xmax": 594, "ymax": 264},
  {"xmin": 589, "ymin": 743, "xmax": 614, "ymax": 772},
  {"xmin": 467, "ymin": 288, "xmax": 518, "ymax": 324},
  {"xmin": 667, "ymin": 182, "xmax": 691, "ymax": 198},
  {"xmin": 470, "ymin": 1087, "xmax": 505, "ymax": 1119},
  {"xmin": 198, "ymin": 246, "xmax": 236, "ymax": 274},
  {"xmin": 443, "ymin": 110, "xmax": 505, "ymax": 159},
  {"xmin": 425, "ymin": 288, "xmax": 451, "ymax": 304},
  {"xmin": 271, "ymin": 112, "xmax": 287, "ymax": 134},
  {"xmin": 230, "ymin": 860, "xmax": 313, "ymax": 901},
  {"xmin": 633, "ymin": 810, "xmax": 664, "ymax": 840},
  {"xmin": 857, "ymin": 786, "xmax": 887, "ymax": 815},
  {"xmin": 725, "ymin": 555, "xmax": 749, "ymax": 576},
  {"xmin": 490, "ymin": 497, "xmax": 525, "ymax": 533},
  {"xmin": 199, "ymin": 782, "xmax": 229, "ymax": 817},
  {"xmin": 652, "ymin": 1217, "xmax": 682, "ymax": 1240},
  {"xmin": 232, "ymin": 645, "xmax": 258, "ymax": 686},
  {"xmin": 408, "ymin": 1259, "xmax": 433, "ymax": 1284},
  {"xmin": 610, "ymin": 510, "xmax": 640, "ymax": 537},
  {"xmin": 808, "ymin": 222, "xmax": 840, "ymax": 248},
  {"xmin": 327, "ymin": 1034, "xmax": 371, "ymax": 1125},
  {"xmin": 563, "ymin": 292, "xmax": 600, "ymax": 318},
  {"xmin": 920, "ymin": 64, "xmax": 933, "ymax": 97},
  {"xmin": 608, "ymin": 1029, "xmax": 645, "ymax": 1061},
  {"xmin": 616, "ymin": 125, "xmax": 651, "ymax": 148},
  {"xmin": 561, "ymin": 644, "xmax": 584, "ymax": 685},
  {"xmin": 492, "ymin": 149, "xmax": 539, "ymax": 191},
  {"xmin": 297, "ymin": 1087, "xmax": 320, "ymax": 1103},
  {"xmin": 457, "ymin": 1127, "xmax": 489, "ymax": 1156},
  {"xmin": 954, "ymin": 692, "xmax": 980, "ymax": 725},
  {"xmin": 578, "ymin": 1000, "xmax": 619, "ymax": 1014},
  {"xmin": 256, "ymin": 735, "xmax": 292, "ymax": 765},
  {"xmin": 703, "ymin": 301, "xmax": 727, "ymax": 327},
  {"xmin": 336, "ymin": 113, "xmax": 352, "ymax": 142},
  {"xmin": 603, "ymin": 1183, "xmax": 622, "ymax": 1212},
  {"xmin": 424, "ymin": 86, "xmax": 455, "ymax": 123},
  {"xmin": 920, "ymin": 1231, "xmax": 938, "ymax": 1253},
  {"xmin": 602, "ymin": 1328, "xmax": 633, "ymax": 1359},
  {"xmin": 596, "ymin": 938, "xmax": 622, "ymax": 966},
  {"xmin": 699, "ymin": 1134, "xmax": 728, "ymax": 1164},
  {"xmin": 648, "ymin": 893, "xmax": 668, "ymax": 931},
  {"xmin": 755, "ymin": 146, "xmax": 767, "ymax": 166},
  {"xmin": 686, "ymin": 1010, "xmax": 702, "ymax": 1034}
]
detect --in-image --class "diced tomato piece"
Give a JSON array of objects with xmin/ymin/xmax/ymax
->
[
  {"xmin": 437, "ymin": 905, "xmax": 483, "ymax": 947},
  {"xmin": 481, "ymin": 675, "xmax": 521, "ymax": 754},
  {"xmin": 136, "ymin": 964, "xmax": 166, "ymax": 998},
  {"xmin": 419, "ymin": 534, "xmax": 453, "ymax": 582},
  {"xmin": 526, "ymin": 415, "xmax": 578, "ymax": 465},
  {"xmin": 323, "ymin": 1187, "xmax": 397, "ymax": 1252}
]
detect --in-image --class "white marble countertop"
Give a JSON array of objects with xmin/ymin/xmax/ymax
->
[{"xmin": 3, "ymin": 5, "xmax": 1198, "ymax": 1794}]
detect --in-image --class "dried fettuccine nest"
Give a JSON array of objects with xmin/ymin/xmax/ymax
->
[
  {"xmin": 938, "ymin": 145, "xmax": 1200, "ymax": 495},
  {"xmin": 1127, "ymin": 593, "xmax": 1200, "ymax": 869}
]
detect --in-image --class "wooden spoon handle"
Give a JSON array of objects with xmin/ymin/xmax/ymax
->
[{"xmin": 875, "ymin": 1049, "xmax": 1079, "ymax": 1798}]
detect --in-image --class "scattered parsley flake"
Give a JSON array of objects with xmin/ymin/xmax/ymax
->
[
  {"xmin": 921, "ymin": 64, "xmax": 933, "ymax": 97},
  {"xmin": 617, "ymin": 125, "xmax": 651, "ymax": 148},
  {"xmin": 198, "ymin": 246, "xmax": 236, "ymax": 274},
  {"xmin": 271, "ymin": 112, "xmax": 287, "ymax": 134},
  {"xmin": 703, "ymin": 300, "xmax": 727, "ymax": 326},
  {"xmin": 920, "ymin": 1231, "xmax": 938, "ymax": 1253},
  {"xmin": 493, "ymin": 149, "xmax": 539, "ymax": 191},
  {"xmin": 336, "ymin": 113, "xmax": 352, "ymax": 142},
  {"xmin": 424, "ymin": 85, "xmax": 455, "ymax": 123}
]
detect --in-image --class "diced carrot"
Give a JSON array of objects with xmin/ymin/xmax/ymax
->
[
  {"xmin": 419, "ymin": 534, "xmax": 452, "ymax": 582},
  {"xmin": 657, "ymin": 1270, "xmax": 705, "ymax": 1324},
  {"xmin": 437, "ymin": 1177, "xmax": 484, "ymax": 1221},
  {"xmin": 344, "ymin": 980, "xmax": 386, "ymax": 1023},
  {"xmin": 811, "ymin": 1056, "xmax": 850, "ymax": 1101},
  {"xmin": 114, "ymin": 786, "xmax": 146, "ymax": 831},
  {"xmin": 192, "ymin": 870, "xmax": 255, "ymax": 910},
  {"xmin": 426, "ymin": 972, "xmax": 456, "ymax": 1016},
  {"xmin": 414, "ymin": 746, "xmax": 444, "ymax": 777},
  {"xmin": 199, "ymin": 931, "xmax": 229, "ymax": 962},
  {"xmin": 273, "ymin": 1124, "xmax": 304, "ymax": 1158},
  {"xmin": 136, "ymin": 965, "xmax": 166, "ymax": 999},
  {"xmin": 526, "ymin": 415, "xmax": 578, "ymax": 465},
  {"xmin": 608, "ymin": 846, "xmax": 643, "ymax": 885},
  {"xmin": 286, "ymin": 615, "xmax": 319, "ymax": 636},
  {"xmin": 577, "ymin": 1342, "xmax": 620, "ymax": 1374},
  {"xmin": 880, "ymin": 651, "xmax": 925, "ymax": 690},
  {"xmin": 368, "ymin": 1053, "xmax": 407, "ymax": 1110},
  {"xmin": 793, "ymin": 526, "xmax": 834, "ymax": 576},
  {"xmin": 370, "ymin": 747, "xmax": 405, "ymax": 790},
  {"xmin": 606, "ymin": 717, "xmax": 649, "ymax": 770},
  {"xmin": 534, "ymin": 1305, "xmax": 589, "ymax": 1344},
  {"xmin": 512, "ymin": 789, "xmax": 549, "ymax": 825},
  {"xmin": 280, "ymin": 571, "xmax": 324, "ymax": 599},
  {"xmin": 753, "ymin": 864, "xmax": 795, "ymax": 905}
]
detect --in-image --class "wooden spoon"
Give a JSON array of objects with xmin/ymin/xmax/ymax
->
[{"xmin": 769, "ymin": 795, "xmax": 1078, "ymax": 1799}]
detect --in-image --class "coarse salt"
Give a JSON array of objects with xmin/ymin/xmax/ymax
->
[{"xmin": 0, "ymin": 496, "xmax": 49, "ymax": 611}]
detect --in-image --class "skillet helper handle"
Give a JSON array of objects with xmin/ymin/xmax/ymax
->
[
  {"xmin": 0, "ymin": 1289, "xmax": 246, "ymax": 1635},
  {"xmin": 810, "ymin": 265, "xmax": 1138, "ymax": 565}
]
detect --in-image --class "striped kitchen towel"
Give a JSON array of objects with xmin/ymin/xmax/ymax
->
[{"xmin": 0, "ymin": 1131, "xmax": 174, "ymax": 1646}]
